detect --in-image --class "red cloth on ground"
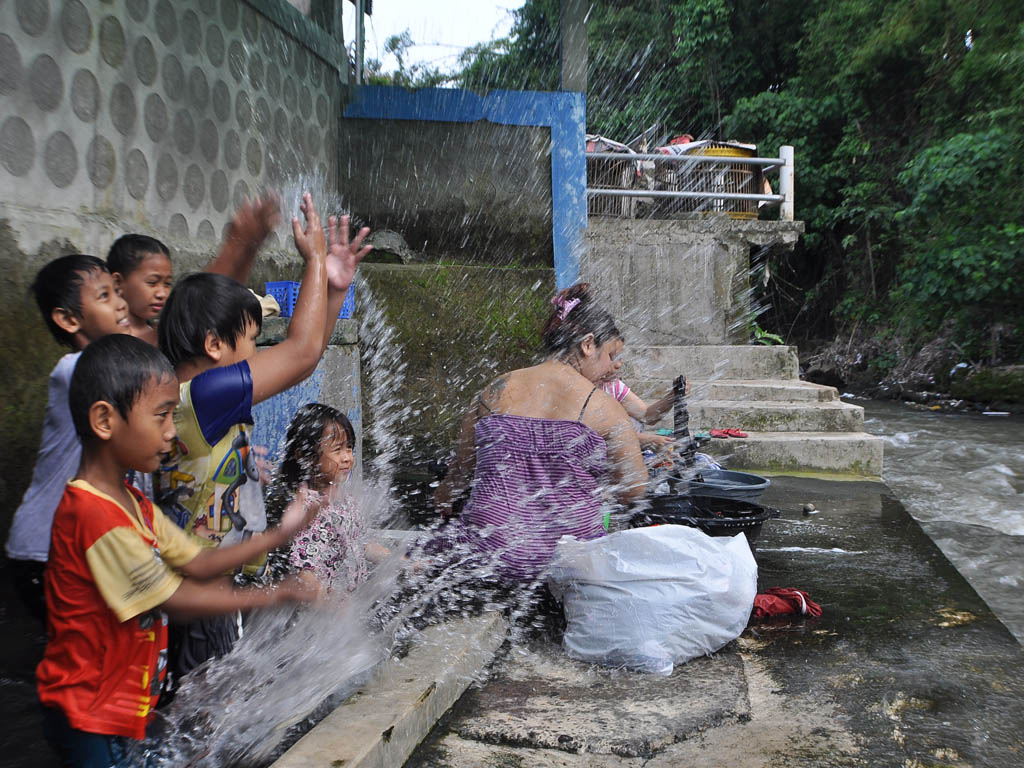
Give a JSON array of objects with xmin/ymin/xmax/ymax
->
[{"xmin": 751, "ymin": 587, "xmax": 822, "ymax": 619}]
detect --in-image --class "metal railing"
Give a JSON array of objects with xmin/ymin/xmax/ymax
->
[{"xmin": 585, "ymin": 145, "xmax": 795, "ymax": 221}]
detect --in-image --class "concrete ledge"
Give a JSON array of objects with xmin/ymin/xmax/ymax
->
[
  {"xmin": 257, "ymin": 317, "xmax": 360, "ymax": 346},
  {"xmin": 630, "ymin": 379, "xmax": 838, "ymax": 403},
  {"xmin": 623, "ymin": 346, "xmax": 800, "ymax": 381},
  {"xmin": 706, "ymin": 430, "xmax": 885, "ymax": 477},
  {"xmin": 704, "ymin": 379, "xmax": 837, "ymax": 402},
  {"xmin": 272, "ymin": 612, "xmax": 508, "ymax": 768},
  {"xmin": 690, "ymin": 400, "xmax": 865, "ymax": 432}
]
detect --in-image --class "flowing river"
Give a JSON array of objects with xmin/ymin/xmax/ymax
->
[{"xmin": 861, "ymin": 399, "xmax": 1024, "ymax": 642}]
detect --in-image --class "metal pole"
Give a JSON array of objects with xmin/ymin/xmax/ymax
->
[
  {"xmin": 586, "ymin": 189, "xmax": 785, "ymax": 203},
  {"xmin": 587, "ymin": 152, "xmax": 784, "ymax": 167},
  {"xmin": 355, "ymin": 0, "xmax": 365, "ymax": 84},
  {"xmin": 779, "ymin": 145, "xmax": 794, "ymax": 221}
]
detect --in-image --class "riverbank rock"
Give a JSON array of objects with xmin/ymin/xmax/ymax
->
[{"xmin": 951, "ymin": 365, "xmax": 1024, "ymax": 404}]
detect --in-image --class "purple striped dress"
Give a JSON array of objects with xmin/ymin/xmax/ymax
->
[{"xmin": 458, "ymin": 413, "xmax": 609, "ymax": 581}]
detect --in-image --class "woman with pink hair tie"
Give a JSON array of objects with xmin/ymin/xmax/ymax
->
[{"xmin": 434, "ymin": 283, "xmax": 647, "ymax": 582}]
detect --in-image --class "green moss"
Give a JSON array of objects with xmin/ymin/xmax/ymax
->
[
  {"xmin": 359, "ymin": 264, "xmax": 554, "ymax": 462},
  {"xmin": 0, "ymin": 221, "xmax": 84, "ymax": 541},
  {"xmin": 950, "ymin": 366, "xmax": 1024, "ymax": 403}
]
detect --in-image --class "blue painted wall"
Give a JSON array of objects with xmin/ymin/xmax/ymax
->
[
  {"xmin": 251, "ymin": 348, "xmax": 363, "ymax": 477},
  {"xmin": 343, "ymin": 86, "xmax": 587, "ymax": 290}
]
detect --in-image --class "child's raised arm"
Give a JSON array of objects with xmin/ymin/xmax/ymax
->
[
  {"xmin": 621, "ymin": 389, "xmax": 674, "ymax": 426},
  {"xmin": 179, "ymin": 487, "xmax": 319, "ymax": 581},
  {"xmin": 204, "ymin": 194, "xmax": 281, "ymax": 282},
  {"xmin": 248, "ymin": 193, "xmax": 330, "ymax": 404}
]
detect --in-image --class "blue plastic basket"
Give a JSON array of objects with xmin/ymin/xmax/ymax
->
[{"xmin": 264, "ymin": 281, "xmax": 355, "ymax": 319}]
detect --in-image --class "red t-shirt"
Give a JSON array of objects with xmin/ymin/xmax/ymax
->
[{"xmin": 36, "ymin": 480, "xmax": 201, "ymax": 739}]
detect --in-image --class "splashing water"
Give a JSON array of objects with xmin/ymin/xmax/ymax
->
[
  {"xmin": 134, "ymin": 548, "xmax": 404, "ymax": 767},
  {"xmin": 354, "ymin": 276, "xmax": 411, "ymax": 510},
  {"xmin": 131, "ymin": 185, "xmax": 803, "ymax": 765}
]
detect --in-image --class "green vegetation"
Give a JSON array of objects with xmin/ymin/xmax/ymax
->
[
  {"xmin": 360, "ymin": 264, "xmax": 554, "ymax": 459},
  {"xmin": 455, "ymin": 0, "xmax": 1024, "ymax": 368},
  {"xmin": 950, "ymin": 366, "xmax": 1024, "ymax": 403}
]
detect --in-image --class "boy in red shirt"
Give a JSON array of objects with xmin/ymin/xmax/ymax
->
[{"xmin": 36, "ymin": 334, "xmax": 320, "ymax": 766}]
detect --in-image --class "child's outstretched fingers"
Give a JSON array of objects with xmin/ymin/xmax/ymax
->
[
  {"xmin": 291, "ymin": 192, "xmax": 327, "ymax": 262},
  {"xmin": 231, "ymin": 191, "xmax": 280, "ymax": 242},
  {"xmin": 326, "ymin": 213, "xmax": 372, "ymax": 291}
]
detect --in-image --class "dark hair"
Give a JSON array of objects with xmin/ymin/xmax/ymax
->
[
  {"xmin": 106, "ymin": 234, "xmax": 171, "ymax": 276},
  {"xmin": 275, "ymin": 403, "xmax": 355, "ymax": 495},
  {"xmin": 158, "ymin": 272, "xmax": 263, "ymax": 367},
  {"xmin": 69, "ymin": 334, "xmax": 177, "ymax": 442},
  {"xmin": 541, "ymin": 282, "xmax": 621, "ymax": 354},
  {"xmin": 31, "ymin": 255, "xmax": 109, "ymax": 348}
]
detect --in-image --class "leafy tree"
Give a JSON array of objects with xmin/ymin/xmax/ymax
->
[
  {"xmin": 454, "ymin": 0, "xmax": 1024, "ymax": 365},
  {"xmin": 365, "ymin": 30, "xmax": 452, "ymax": 88}
]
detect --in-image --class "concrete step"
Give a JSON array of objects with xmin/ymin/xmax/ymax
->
[
  {"xmin": 621, "ymin": 345, "xmax": 799, "ymax": 382},
  {"xmin": 688, "ymin": 399, "xmax": 865, "ymax": 433},
  {"xmin": 703, "ymin": 431, "xmax": 884, "ymax": 477},
  {"xmin": 629, "ymin": 378, "xmax": 838, "ymax": 403},
  {"xmin": 272, "ymin": 612, "xmax": 507, "ymax": 768}
]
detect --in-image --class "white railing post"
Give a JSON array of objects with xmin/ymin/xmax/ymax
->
[{"xmin": 779, "ymin": 145, "xmax": 794, "ymax": 221}]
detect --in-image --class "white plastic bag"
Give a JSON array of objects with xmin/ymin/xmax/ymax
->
[{"xmin": 547, "ymin": 525, "xmax": 757, "ymax": 675}]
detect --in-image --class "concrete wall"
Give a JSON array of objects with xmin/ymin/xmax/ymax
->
[
  {"xmin": 337, "ymin": 118, "xmax": 554, "ymax": 264},
  {"xmin": 0, "ymin": 0, "xmax": 346, "ymax": 254},
  {"xmin": 0, "ymin": 0, "xmax": 351, "ymax": 540},
  {"xmin": 580, "ymin": 219, "xmax": 805, "ymax": 346}
]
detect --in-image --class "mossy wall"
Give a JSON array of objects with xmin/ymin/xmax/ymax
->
[{"xmin": 358, "ymin": 264, "xmax": 556, "ymax": 467}]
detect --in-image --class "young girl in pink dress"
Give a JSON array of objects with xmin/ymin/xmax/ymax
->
[{"xmin": 271, "ymin": 404, "xmax": 389, "ymax": 593}]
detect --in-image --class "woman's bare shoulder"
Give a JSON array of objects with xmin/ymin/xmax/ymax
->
[{"xmin": 582, "ymin": 387, "xmax": 635, "ymax": 434}]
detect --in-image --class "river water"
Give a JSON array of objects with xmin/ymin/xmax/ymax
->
[{"xmin": 861, "ymin": 399, "xmax": 1024, "ymax": 642}]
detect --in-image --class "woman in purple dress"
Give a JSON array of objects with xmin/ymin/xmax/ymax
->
[{"xmin": 435, "ymin": 283, "xmax": 647, "ymax": 582}]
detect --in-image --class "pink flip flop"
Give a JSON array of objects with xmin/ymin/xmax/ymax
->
[{"xmin": 709, "ymin": 429, "xmax": 730, "ymax": 439}]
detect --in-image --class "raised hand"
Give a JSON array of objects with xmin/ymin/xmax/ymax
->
[
  {"xmin": 227, "ymin": 191, "xmax": 281, "ymax": 248},
  {"xmin": 291, "ymin": 192, "xmax": 327, "ymax": 264},
  {"xmin": 326, "ymin": 214, "xmax": 372, "ymax": 292}
]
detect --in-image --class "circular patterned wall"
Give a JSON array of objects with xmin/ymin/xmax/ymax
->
[{"xmin": 0, "ymin": 0, "xmax": 340, "ymax": 245}]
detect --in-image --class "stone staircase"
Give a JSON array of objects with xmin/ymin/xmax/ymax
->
[{"xmin": 623, "ymin": 345, "xmax": 884, "ymax": 477}]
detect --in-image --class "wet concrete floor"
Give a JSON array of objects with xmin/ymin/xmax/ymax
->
[
  {"xmin": 3, "ymin": 476, "xmax": 1022, "ymax": 767},
  {"xmin": 406, "ymin": 476, "xmax": 1024, "ymax": 768},
  {"xmin": 0, "ymin": 565, "xmax": 53, "ymax": 768}
]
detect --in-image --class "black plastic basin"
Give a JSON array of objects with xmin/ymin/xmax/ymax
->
[{"xmin": 633, "ymin": 493, "xmax": 780, "ymax": 552}]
